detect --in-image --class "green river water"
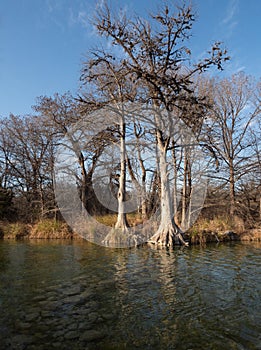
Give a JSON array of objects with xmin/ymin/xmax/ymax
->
[{"xmin": 0, "ymin": 240, "xmax": 260, "ymax": 349}]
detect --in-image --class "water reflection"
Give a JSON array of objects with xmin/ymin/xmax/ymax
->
[{"xmin": 0, "ymin": 240, "xmax": 260, "ymax": 349}]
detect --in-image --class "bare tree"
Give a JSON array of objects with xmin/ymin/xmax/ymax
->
[
  {"xmin": 35, "ymin": 93, "xmax": 115, "ymax": 216},
  {"xmin": 89, "ymin": 1, "xmax": 228, "ymax": 246},
  {"xmin": 0, "ymin": 114, "xmax": 54, "ymax": 221},
  {"xmin": 206, "ymin": 72, "xmax": 258, "ymax": 218},
  {"xmin": 246, "ymin": 82, "xmax": 261, "ymax": 221},
  {"xmin": 81, "ymin": 52, "xmax": 144, "ymax": 245}
]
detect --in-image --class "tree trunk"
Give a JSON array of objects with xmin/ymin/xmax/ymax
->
[
  {"xmin": 181, "ymin": 151, "xmax": 188, "ymax": 229},
  {"xmin": 259, "ymin": 188, "xmax": 261, "ymax": 220},
  {"xmin": 229, "ymin": 160, "xmax": 236, "ymax": 217},
  {"xmin": 126, "ymin": 152, "xmax": 148, "ymax": 221},
  {"xmin": 78, "ymin": 151, "xmax": 87, "ymax": 213},
  {"xmin": 172, "ymin": 142, "xmax": 178, "ymax": 218},
  {"xmin": 115, "ymin": 117, "xmax": 128, "ymax": 229},
  {"xmin": 103, "ymin": 115, "xmax": 139, "ymax": 247},
  {"xmin": 181, "ymin": 147, "xmax": 192, "ymax": 230},
  {"xmin": 148, "ymin": 136, "xmax": 188, "ymax": 246}
]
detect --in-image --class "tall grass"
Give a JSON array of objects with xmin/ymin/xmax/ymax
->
[
  {"xmin": 0, "ymin": 222, "xmax": 29, "ymax": 239},
  {"xmin": 30, "ymin": 219, "xmax": 73, "ymax": 239}
]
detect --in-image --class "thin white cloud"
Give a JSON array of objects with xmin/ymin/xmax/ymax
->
[
  {"xmin": 235, "ymin": 66, "xmax": 246, "ymax": 73},
  {"xmin": 68, "ymin": 7, "xmax": 98, "ymax": 39},
  {"xmin": 68, "ymin": 9, "xmax": 88, "ymax": 27},
  {"xmin": 218, "ymin": 1, "xmax": 248, "ymax": 76},
  {"xmin": 220, "ymin": 0, "xmax": 239, "ymax": 39},
  {"xmin": 77, "ymin": 11, "xmax": 89, "ymax": 28},
  {"xmin": 215, "ymin": 0, "xmax": 239, "ymax": 41},
  {"xmin": 228, "ymin": 20, "xmax": 238, "ymax": 31},
  {"xmin": 223, "ymin": 48, "xmax": 246, "ymax": 75},
  {"xmin": 222, "ymin": 0, "xmax": 238, "ymax": 25},
  {"xmin": 68, "ymin": 8, "xmax": 77, "ymax": 26}
]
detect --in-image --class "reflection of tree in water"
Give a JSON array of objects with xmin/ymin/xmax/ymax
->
[{"xmin": 108, "ymin": 247, "xmax": 184, "ymax": 348}]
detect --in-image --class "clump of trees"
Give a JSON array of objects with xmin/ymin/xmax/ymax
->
[{"xmin": 0, "ymin": 1, "xmax": 260, "ymax": 246}]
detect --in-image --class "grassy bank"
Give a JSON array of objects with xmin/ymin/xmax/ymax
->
[
  {"xmin": 0, "ymin": 216, "xmax": 260, "ymax": 244},
  {"xmin": 187, "ymin": 215, "xmax": 261, "ymax": 244},
  {"xmin": 0, "ymin": 220, "xmax": 79, "ymax": 240}
]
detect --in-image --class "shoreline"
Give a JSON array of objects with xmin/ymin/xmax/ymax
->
[{"xmin": 1, "ymin": 220, "xmax": 260, "ymax": 245}]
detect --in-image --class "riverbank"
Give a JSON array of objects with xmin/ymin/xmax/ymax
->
[
  {"xmin": 187, "ymin": 227, "xmax": 261, "ymax": 244},
  {"xmin": 0, "ymin": 219, "xmax": 260, "ymax": 244},
  {"xmin": 0, "ymin": 220, "xmax": 78, "ymax": 240}
]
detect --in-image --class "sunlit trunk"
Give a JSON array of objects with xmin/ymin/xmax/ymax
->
[
  {"xmin": 115, "ymin": 117, "xmax": 128, "ymax": 229},
  {"xmin": 181, "ymin": 153, "xmax": 188, "ymax": 229},
  {"xmin": 103, "ymin": 115, "xmax": 140, "ymax": 247},
  {"xmin": 157, "ymin": 143, "xmax": 175, "ymax": 228},
  {"xmin": 148, "ymin": 131, "xmax": 188, "ymax": 246},
  {"xmin": 172, "ymin": 143, "xmax": 178, "ymax": 217}
]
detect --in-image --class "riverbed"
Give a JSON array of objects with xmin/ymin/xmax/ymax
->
[{"xmin": 0, "ymin": 240, "xmax": 260, "ymax": 349}]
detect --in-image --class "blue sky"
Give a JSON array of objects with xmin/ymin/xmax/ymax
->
[{"xmin": 0, "ymin": 0, "xmax": 260, "ymax": 117}]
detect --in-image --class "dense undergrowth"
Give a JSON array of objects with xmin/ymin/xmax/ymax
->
[{"xmin": 0, "ymin": 215, "xmax": 260, "ymax": 244}]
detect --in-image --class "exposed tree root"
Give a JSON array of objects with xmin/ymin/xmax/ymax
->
[
  {"xmin": 102, "ymin": 227, "xmax": 141, "ymax": 248},
  {"xmin": 148, "ymin": 222, "xmax": 189, "ymax": 247}
]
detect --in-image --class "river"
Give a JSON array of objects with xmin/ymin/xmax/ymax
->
[{"xmin": 0, "ymin": 240, "xmax": 260, "ymax": 350}]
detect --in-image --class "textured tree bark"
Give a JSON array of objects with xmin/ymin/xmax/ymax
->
[
  {"xmin": 181, "ymin": 147, "xmax": 192, "ymax": 230},
  {"xmin": 181, "ymin": 151, "xmax": 188, "ymax": 229},
  {"xmin": 126, "ymin": 147, "xmax": 148, "ymax": 220},
  {"xmin": 172, "ymin": 143, "xmax": 178, "ymax": 217},
  {"xmin": 102, "ymin": 116, "xmax": 140, "ymax": 247},
  {"xmin": 229, "ymin": 160, "xmax": 236, "ymax": 217},
  {"xmin": 115, "ymin": 118, "xmax": 128, "ymax": 230},
  {"xmin": 259, "ymin": 190, "xmax": 261, "ymax": 220},
  {"xmin": 148, "ymin": 138, "xmax": 188, "ymax": 246},
  {"xmin": 78, "ymin": 151, "xmax": 87, "ymax": 214}
]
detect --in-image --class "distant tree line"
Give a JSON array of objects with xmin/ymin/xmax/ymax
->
[{"xmin": 0, "ymin": 1, "xmax": 260, "ymax": 246}]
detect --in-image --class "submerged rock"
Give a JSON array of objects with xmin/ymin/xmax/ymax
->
[
  {"xmin": 64, "ymin": 330, "xmax": 79, "ymax": 340},
  {"xmin": 80, "ymin": 329, "xmax": 105, "ymax": 342}
]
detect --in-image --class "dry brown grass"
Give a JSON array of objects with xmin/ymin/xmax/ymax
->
[
  {"xmin": 0, "ymin": 221, "xmax": 30, "ymax": 239},
  {"xmin": 30, "ymin": 219, "xmax": 73, "ymax": 239},
  {"xmin": 188, "ymin": 215, "xmax": 261, "ymax": 244},
  {"xmin": 189, "ymin": 215, "xmax": 234, "ymax": 234},
  {"xmin": 94, "ymin": 212, "xmax": 144, "ymax": 227},
  {"xmin": 239, "ymin": 228, "xmax": 261, "ymax": 242}
]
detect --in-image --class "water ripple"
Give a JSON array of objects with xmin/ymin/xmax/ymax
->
[{"xmin": 0, "ymin": 241, "xmax": 260, "ymax": 349}]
